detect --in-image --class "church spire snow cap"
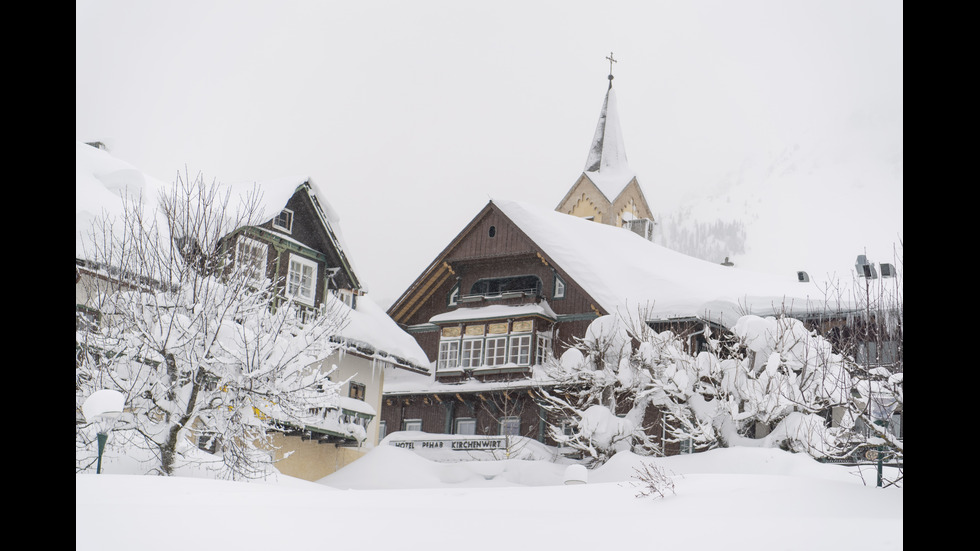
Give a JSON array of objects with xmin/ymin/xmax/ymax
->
[{"xmin": 585, "ymin": 53, "xmax": 630, "ymax": 175}]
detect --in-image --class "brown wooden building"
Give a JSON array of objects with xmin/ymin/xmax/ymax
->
[{"xmin": 379, "ymin": 75, "xmax": 843, "ymax": 454}]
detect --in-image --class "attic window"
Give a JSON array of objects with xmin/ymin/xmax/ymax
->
[
  {"xmin": 553, "ymin": 274, "xmax": 566, "ymax": 299},
  {"xmin": 488, "ymin": 225, "xmax": 497, "ymax": 238},
  {"xmin": 273, "ymin": 209, "xmax": 294, "ymax": 233}
]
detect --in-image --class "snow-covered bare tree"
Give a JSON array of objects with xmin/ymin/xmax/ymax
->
[
  {"xmin": 539, "ymin": 315, "xmax": 660, "ymax": 465},
  {"xmin": 477, "ymin": 389, "xmax": 537, "ymax": 460},
  {"xmin": 541, "ymin": 292, "xmax": 903, "ymax": 465},
  {"xmin": 644, "ymin": 313, "xmax": 859, "ymax": 457},
  {"xmin": 75, "ymin": 170, "xmax": 347, "ymax": 479},
  {"xmin": 820, "ymin": 244, "xmax": 903, "ymax": 464}
]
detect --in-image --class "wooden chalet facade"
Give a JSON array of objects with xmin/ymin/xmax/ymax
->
[{"xmin": 383, "ymin": 201, "xmax": 602, "ymax": 445}]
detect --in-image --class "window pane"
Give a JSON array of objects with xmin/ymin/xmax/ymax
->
[
  {"xmin": 461, "ymin": 339, "xmax": 483, "ymax": 368},
  {"xmin": 536, "ymin": 334, "xmax": 552, "ymax": 365},
  {"xmin": 236, "ymin": 237, "xmax": 267, "ymax": 285},
  {"xmin": 500, "ymin": 416, "xmax": 520, "ymax": 436},
  {"xmin": 510, "ymin": 335, "xmax": 531, "ymax": 365},
  {"xmin": 287, "ymin": 255, "xmax": 317, "ymax": 305},
  {"xmin": 455, "ymin": 418, "xmax": 476, "ymax": 435},
  {"xmin": 403, "ymin": 419, "xmax": 422, "ymax": 432},
  {"xmin": 485, "ymin": 337, "xmax": 507, "ymax": 366},
  {"xmin": 438, "ymin": 340, "xmax": 460, "ymax": 370}
]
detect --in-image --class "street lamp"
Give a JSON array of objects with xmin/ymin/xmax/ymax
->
[
  {"xmin": 869, "ymin": 389, "xmax": 898, "ymax": 487},
  {"xmin": 82, "ymin": 389, "xmax": 125, "ymax": 474}
]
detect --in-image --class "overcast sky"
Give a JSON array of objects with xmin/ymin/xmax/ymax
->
[{"xmin": 76, "ymin": 1, "xmax": 903, "ymax": 307}]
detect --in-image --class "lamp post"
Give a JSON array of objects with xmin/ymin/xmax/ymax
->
[
  {"xmin": 82, "ymin": 389, "xmax": 125, "ymax": 474},
  {"xmin": 869, "ymin": 390, "xmax": 898, "ymax": 488}
]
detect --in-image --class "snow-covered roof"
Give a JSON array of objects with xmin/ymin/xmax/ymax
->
[
  {"xmin": 76, "ymin": 141, "xmax": 429, "ymax": 371},
  {"xmin": 331, "ymin": 293, "xmax": 431, "ymax": 370},
  {"xmin": 582, "ymin": 87, "xmax": 636, "ymax": 201},
  {"xmin": 491, "ymin": 199, "xmax": 856, "ymax": 329},
  {"xmin": 429, "ymin": 302, "xmax": 558, "ymax": 324}
]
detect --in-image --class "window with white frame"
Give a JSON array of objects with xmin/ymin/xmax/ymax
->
[
  {"xmin": 286, "ymin": 254, "xmax": 318, "ymax": 306},
  {"xmin": 553, "ymin": 274, "xmax": 566, "ymax": 299},
  {"xmin": 235, "ymin": 236, "xmax": 268, "ymax": 286},
  {"xmin": 499, "ymin": 416, "xmax": 521, "ymax": 436},
  {"xmin": 448, "ymin": 284, "xmax": 460, "ymax": 306},
  {"xmin": 403, "ymin": 419, "xmax": 422, "ymax": 432},
  {"xmin": 455, "ymin": 418, "xmax": 476, "ymax": 435},
  {"xmin": 438, "ymin": 340, "xmax": 460, "ymax": 370},
  {"xmin": 273, "ymin": 208, "xmax": 294, "ymax": 233},
  {"xmin": 461, "ymin": 338, "xmax": 483, "ymax": 368},
  {"xmin": 509, "ymin": 334, "xmax": 532, "ymax": 366},
  {"xmin": 535, "ymin": 332, "xmax": 553, "ymax": 365},
  {"xmin": 484, "ymin": 336, "xmax": 508, "ymax": 366}
]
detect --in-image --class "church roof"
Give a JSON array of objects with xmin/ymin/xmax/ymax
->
[{"xmin": 582, "ymin": 86, "xmax": 637, "ymax": 201}]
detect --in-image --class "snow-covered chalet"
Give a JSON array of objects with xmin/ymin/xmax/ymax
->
[
  {"xmin": 75, "ymin": 141, "xmax": 429, "ymax": 479},
  {"xmin": 379, "ymin": 70, "xmax": 855, "ymax": 455}
]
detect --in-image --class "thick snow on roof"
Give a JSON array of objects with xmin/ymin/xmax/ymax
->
[
  {"xmin": 429, "ymin": 302, "xmax": 558, "ymax": 324},
  {"xmin": 76, "ymin": 141, "xmax": 427, "ymax": 370},
  {"xmin": 492, "ymin": 199, "xmax": 855, "ymax": 328},
  {"xmin": 76, "ymin": 142, "xmax": 357, "ymax": 276},
  {"xmin": 76, "ymin": 141, "xmax": 170, "ymax": 259},
  {"xmin": 333, "ymin": 293, "xmax": 431, "ymax": 370},
  {"xmin": 582, "ymin": 88, "xmax": 636, "ymax": 201}
]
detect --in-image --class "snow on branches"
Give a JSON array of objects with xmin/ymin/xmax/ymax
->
[
  {"xmin": 76, "ymin": 170, "xmax": 347, "ymax": 479},
  {"xmin": 542, "ymin": 309, "xmax": 899, "ymax": 465}
]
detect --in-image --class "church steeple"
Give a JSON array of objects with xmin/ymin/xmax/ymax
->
[
  {"xmin": 556, "ymin": 54, "xmax": 656, "ymax": 239},
  {"xmin": 583, "ymin": 52, "xmax": 633, "ymax": 193}
]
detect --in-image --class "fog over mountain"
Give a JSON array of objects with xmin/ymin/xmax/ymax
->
[{"xmin": 652, "ymin": 111, "xmax": 902, "ymax": 287}]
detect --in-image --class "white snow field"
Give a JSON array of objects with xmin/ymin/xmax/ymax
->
[{"xmin": 76, "ymin": 445, "xmax": 902, "ymax": 551}]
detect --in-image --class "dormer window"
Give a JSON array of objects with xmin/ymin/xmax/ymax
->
[{"xmin": 273, "ymin": 208, "xmax": 294, "ymax": 233}]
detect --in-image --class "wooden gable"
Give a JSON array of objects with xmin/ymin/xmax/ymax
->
[
  {"xmin": 387, "ymin": 201, "xmax": 608, "ymax": 364},
  {"xmin": 225, "ymin": 182, "xmax": 361, "ymax": 310}
]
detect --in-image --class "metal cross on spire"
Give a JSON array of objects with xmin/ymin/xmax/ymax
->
[{"xmin": 606, "ymin": 52, "xmax": 617, "ymax": 88}]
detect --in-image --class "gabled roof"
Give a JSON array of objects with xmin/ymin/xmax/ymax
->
[{"xmin": 391, "ymin": 197, "xmax": 855, "ymax": 331}]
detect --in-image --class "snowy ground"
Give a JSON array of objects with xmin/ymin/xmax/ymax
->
[{"xmin": 76, "ymin": 445, "xmax": 902, "ymax": 550}]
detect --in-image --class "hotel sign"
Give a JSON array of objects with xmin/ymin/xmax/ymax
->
[{"xmin": 387, "ymin": 436, "xmax": 507, "ymax": 453}]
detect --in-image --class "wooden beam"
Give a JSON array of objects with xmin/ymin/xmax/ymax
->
[{"xmin": 391, "ymin": 264, "xmax": 450, "ymax": 323}]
